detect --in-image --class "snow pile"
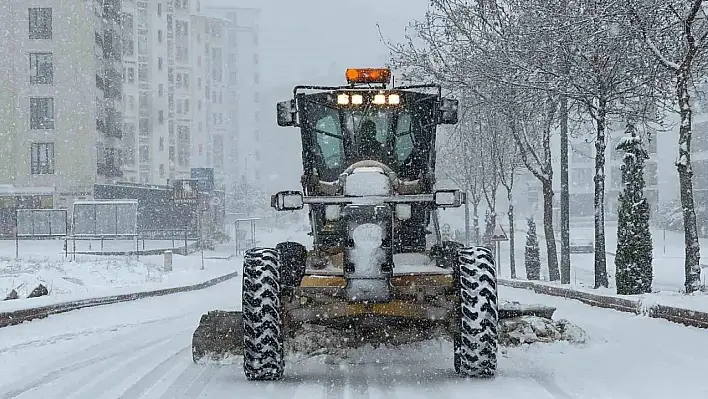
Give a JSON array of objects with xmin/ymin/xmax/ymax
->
[
  {"xmin": 287, "ymin": 323, "xmax": 449, "ymax": 364},
  {"xmin": 500, "ymin": 316, "xmax": 588, "ymax": 346},
  {"xmin": 285, "ymin": 316, "xmax": 587, "ymax": 362},
  {"xmin": 0, "ymin": 255, "xmax": 164, "ymax": 300}
]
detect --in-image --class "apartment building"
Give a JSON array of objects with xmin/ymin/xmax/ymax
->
[
  {"xmin": 118, "ymin": 0, "xmax": 231, "ymax": 187},
  {"xmin": 207, "ymin": 6, "xmax": 262, "ymax": 210},
  {"xmin": 0, "ymin": 0, "xmax": 123, "ymax": 225}
]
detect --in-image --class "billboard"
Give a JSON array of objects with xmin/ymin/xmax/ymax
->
[
  {"xmin": 72, "ymin": 200, "xmax": 138, "ymax": 236},
  {"xmin": 16, "ymin": 209, "xmax": 67, "ymax": 236}
]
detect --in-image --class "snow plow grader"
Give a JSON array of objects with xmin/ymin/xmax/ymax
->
[{"xmin": 193, "ymin": 68, "xmax": 502, "ymax": 380}]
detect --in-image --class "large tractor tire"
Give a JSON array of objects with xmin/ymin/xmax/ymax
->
[
  {"xmin": 242, "ymin": 248, "xmax": 285, "ymax": 381},
  {"xmin": 454, "ymin": 246, "xmax": 499, "ymax": 378},
  {"xmin": 276, "ymin": 241, "xmax": 307, "ymax": 287}
]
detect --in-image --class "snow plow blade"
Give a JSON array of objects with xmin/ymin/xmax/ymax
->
[
  {"xmin": 191, "ymin": 310, "xmax": 243, "ymax": 363},
  {"xmin": 190, "ymin": 302, "xmax": 556, "ymax": 363}
]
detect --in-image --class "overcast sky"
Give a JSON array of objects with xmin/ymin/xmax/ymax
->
[{"xmin": 204, "ymin": 0, "xmax": 429, "ymax": 87}]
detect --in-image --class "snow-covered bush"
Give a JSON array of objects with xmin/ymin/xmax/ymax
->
[
  {"xmin": 615, "ymin": 128, "xmax": 653, "ymax": 295},
  {"xmin": 525, "ymin": 217, "xmax": 541, "ymax": 280}
]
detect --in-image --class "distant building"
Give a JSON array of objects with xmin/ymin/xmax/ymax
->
[
  {"xmin": 120, "ymin": 0, "xmax": 231, "ymax": 188},
  {"xmin": 206, "ymin": 5, "xmax": 262, "ymax": 213}
]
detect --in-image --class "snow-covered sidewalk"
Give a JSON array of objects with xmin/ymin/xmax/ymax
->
[
  {"xmin": 0, "ymin": 241, "xmax": 240, "ymax": 313},
  {"xmin": 494, "ymin": 224, "xmax": 708, "ymax": 314}
]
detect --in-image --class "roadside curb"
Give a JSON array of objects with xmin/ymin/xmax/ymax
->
[
  {"xmin": 0, "ymin": 270, "xmax": 239, "ymax": 329},
  {"xmin": 499, "ymin": 278, "xmax": 708, "ymax": 329}
]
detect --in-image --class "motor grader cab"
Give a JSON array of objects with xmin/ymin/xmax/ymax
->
[{"xmin": 192, "ymin": 68, "xmax": 500, "ymax": 381}]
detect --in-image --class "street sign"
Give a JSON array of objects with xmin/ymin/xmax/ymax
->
[{"xmin": 491, "ymin": 223, "xmax": 509, "ymax": 241}]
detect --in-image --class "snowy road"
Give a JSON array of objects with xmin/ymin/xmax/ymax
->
[{"xmin": 1, "ymin": 279, "xmax": 707, "ymax": 398}]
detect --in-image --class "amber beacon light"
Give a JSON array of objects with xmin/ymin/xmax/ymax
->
[{"xmin": 345, "ymin": 68, "xmax": 392, "ymax": 84}]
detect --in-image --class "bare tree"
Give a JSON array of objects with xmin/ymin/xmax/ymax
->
[
  {"xmin": 479, "ymin": 112, "xmax": 501, "ymax": 248},
  {"xmin": 627, "ymin": 0, "xmax": 706, "ymax": 293},
  {"xmin": 437, "ymin": 112, "xmax": 485, "ymax": 245},
  {"xmin": 495, "ymin": 118, "xmax": 522, "ymax": 279}
]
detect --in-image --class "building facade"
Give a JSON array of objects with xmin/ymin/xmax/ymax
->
[
  {"xmin": 207, "ymin": 5, "xmax": 262, "ymax": 213},
  {"xmin": 0, "ymin": 0, "xmax": 123, "ymax": 219},
  {"xmin": 0, "ymin": 0, "xmax": 238, "ymax": 235}
]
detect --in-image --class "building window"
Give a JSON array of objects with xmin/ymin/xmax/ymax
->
[
  {"xmin": 158, "ymin": 57, "xmax": 164, "ymax": 70},
  {"xmin": 139, "ymin": 117, "xmax": 149, "ymax": 136},
  {"xmin": 30, "ymin": 143, "xmax": 55, "ymax": 174},
  {"xmin": 184, "ymin": 99, "xmax": 189, "ymax": 113},
  {"xmin": 211, "ymin": 47, "xmax": 222, "ymax": 82},
  {"xmin": 137, "ymin": 9, "xmax": 148, "ymax": 29},
  {"xmin": 29, "ymin": 53, "xmax": 53, "ymax": 84},
  {"xmin": 178, "ymin": 146, "xmax": 189, "ymax": 166},
  {"xmin": 158, "ymin": 29, "xmax": 163, "ymax": 43},
  {"xmin": 213, "ymin": 135, "xmax": 223, "ymax": 168},
  {"xmin": 138, "ymin": 64, "xmax": 148, "ymax": 82},
  {"xmin": 176, "ymin": 100, "xmax": 182, "ymax": 114},
  {"xmin": 158, "ymin": 110, "xmax": 164, "ymax": 124},
  {"xmin": 184, "ymin": 73, "xmax": 189, "ymax": 89},
  {"xmin": 139, "ymin": 144, "xmax": 150, "ymax": 164},
  {"xmin": 138, "ymin": 34, "xmax": 148, "ymax": 55},
  {"xmin": 176, "ymin": 73, "xmax": 182, "ymax": 88},
  {"xmin": 29, "ymin": 8, "xmax": 52, "ymax": 39},
  {"xmin": 168, "ymin": 93, "xmax": 174, "ymax": 110},
  {"xmin": 30, "ymin": 98, "xmax": 54, "ymax": 129},
  {"xmin": 127, "ymin": 67, "xmax": 135, "ymax": 83},
  {"xmin": 122, "ymin": 13, "xmax": 134, "ymax": 56},
  {"xmin": 158, "ymin": 3, "xmax": 163, "ymax": 16},
  {"xmin": 159, "ymin": 164, "xmax": 165, "ymax": 177},
  {"xmin": 139, "ymin": 92, "xmax": 148, "ymax": 110},
  {"xmin": 159, "ymin": 137, "xmax": 164, "ymax": 151},
  {"xmin": 128, "ymin": 95, "xmax": 135, "ymax": 110},
  {"xmin": 178, "ymin": 125, "xmax": 190, "ymax": 141},
  {"xmin": 198, "ymin": 77, "xmax": 202, "ymax": 89},
  {"xmin": 123, "ymin": 123, "xmax": 135, "ymax": 166},
  {"xmin": 158, "ymin": 84, "xmax": 164, "ymax": 96}
]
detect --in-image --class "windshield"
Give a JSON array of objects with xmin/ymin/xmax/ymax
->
[{"xmin": 304, "ymin": 102, "xmax": 416, "ymax": 178}]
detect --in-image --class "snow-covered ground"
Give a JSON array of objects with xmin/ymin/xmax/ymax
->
[
  {"xmin": 1, "ymin": 278, "xmax": 706, "ymax": 398},
  {"xmin": 0, "ymin": 223, "xmax": 309, "ymax": 312}
]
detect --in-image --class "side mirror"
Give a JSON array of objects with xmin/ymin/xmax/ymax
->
[
  {"xmin": 271, "ymin": 190, "xmax": 304, "ymax": 211},
  {"xmin": 434, "ymin": 189, "xmax": 464, "ymax": 208},
  {"xmin": 440, "ymin": 98, "xmax": 459, "ymax": 125},
  {"xmin": 277, "ymin": 100, "xmax": 296, "ymax": 127}
]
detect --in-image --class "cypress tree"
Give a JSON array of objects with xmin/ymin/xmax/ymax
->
[
  {"xmin": 615, "ymin": 124, "xmax": 653, "ymax": 294},
  {"xmin": 525, "ymin": 217, "xmax": 541, "ymax": 280}
]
